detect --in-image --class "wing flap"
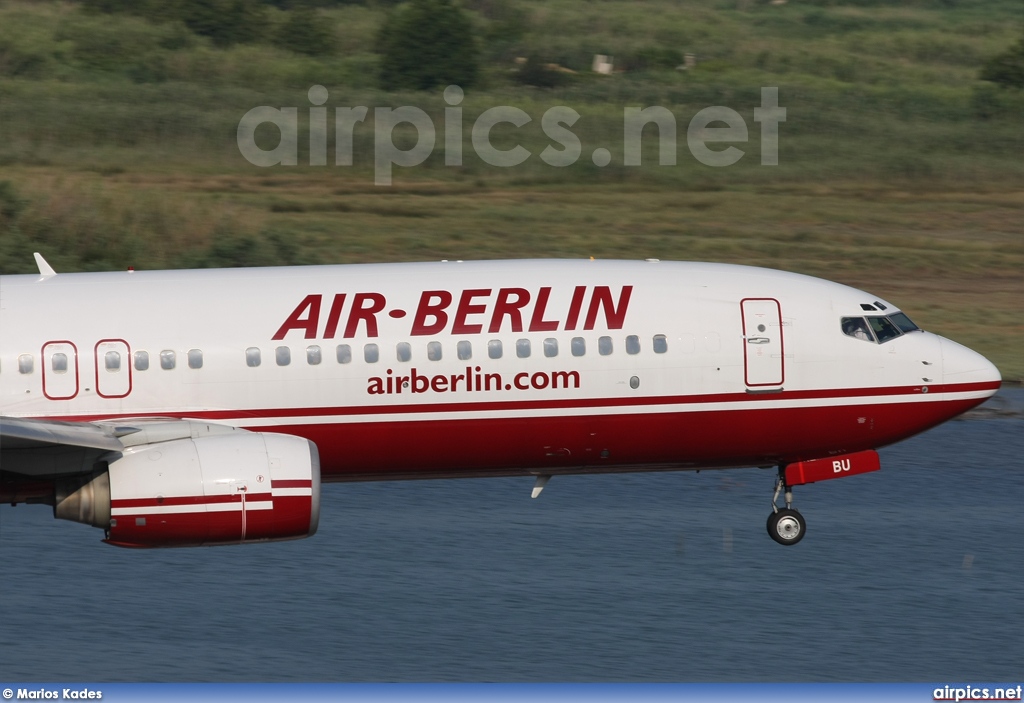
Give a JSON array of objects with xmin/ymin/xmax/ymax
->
[{"xmin": 0, "ymin": 417, "xmax": 126, "ymax": 452}]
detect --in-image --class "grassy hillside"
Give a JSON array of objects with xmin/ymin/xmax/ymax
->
[{"xmin": 0, "ymin": 0, "xmax": 1021, "ymax": 379}]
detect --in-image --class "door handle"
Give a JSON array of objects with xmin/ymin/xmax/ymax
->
[{"xmin": 746, "ymin": 337, "xmax": 770, "ymax": 344}]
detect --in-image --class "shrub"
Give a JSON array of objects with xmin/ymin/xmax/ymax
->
[
  {"xmin": 980, "ymin": 37, "xmax": 1024, "ymax": 89},
  {"xmin": 172, "ymin": 0, "xmax": 268, "ymax": 47},
  {"xmin": 0, "ymin": 181, "xmax": 26, "ymax": 224},
  {"xmin": 622, "ymin": 46, "xmax": 684, "ymax": 72},
  {"xmin": 513, "ymin": 55, "xmax": 571, "ymax": 88},
  {"xmin": 274, "ymin": 6, "xmax": 336, "ymax": 55},
  {"xmin": 82, "ymin": 0, "xmax": 268, "ymax": 47}
]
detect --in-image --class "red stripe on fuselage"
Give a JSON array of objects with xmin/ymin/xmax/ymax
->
[
  {"xmin": 28, "ymin": 382, "xmax": 997, "ymax": 481},
  {"xmin": 31, "ymin": 381, "xmax": 1000, "ymax": 424},
  {"xmin": 276, "ymin": 393, "xmax": 988, "ymax": 479}
]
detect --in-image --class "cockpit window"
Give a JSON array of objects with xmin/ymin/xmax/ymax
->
[
  {"xmin": 843, "ymin": 314, "xmax": 917, "ymax": 344},
  {"xmin": 888, "ymin": 312, "xmax": 919, "ymax": 333},
  {"xmin": 868, "ymin": 316, "xmax": 902, "ymax": 343},
  {"xmin": 841, "ymin": 317, "xmax": 875, "ymax": 342}
]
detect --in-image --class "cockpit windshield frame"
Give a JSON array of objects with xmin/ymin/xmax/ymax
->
[{"xmin": 841, "ymin": 312, "xmax": 921, "ymax": 344}]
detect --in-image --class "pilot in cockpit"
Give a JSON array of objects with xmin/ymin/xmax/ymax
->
[{"xmin": 842, "ymin": 317, "xmax": 873, "ymax": 342}]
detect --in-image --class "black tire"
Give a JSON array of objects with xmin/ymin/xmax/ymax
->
[{"xmin": 766, "ymin": 508, "xmax": 806, "ymax": 546}]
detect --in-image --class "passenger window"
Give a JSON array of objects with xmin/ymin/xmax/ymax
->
[
  {"xmin": 134, "ymin": 351, "xmax": 150, "ymax": 371},
  {"xmin": 868, "ymin": 316, "xmax": 902, "ymax": 343},
  {"xmin": 188, "ymin": 349, "xmax": 203, "ymax": 369},
  {"xmin": 626, "ymin": 335, "xmax": 640, "ymax": 355},
  {"xmin": 105, "ymin": 351, "xmax": 121, "ymax": 371},
  {"xmin": 52, "ymin": 353, "xmax": 68, "ymax": 374},
  {"xmin": 276, "ymin": 346, "xmax": 291, "ymax": 366},
  {"xmin": 396, "ymin": 342, "xmax": 411, "ymax": 362},
  {"xmin": 516, "ymin": 339, "xmax": 531, "ymax": 358},
  {"xmin": 457, "ymin": 340, "xmax": 472, "ymax": 361},
  {"xmin": 364, "ymin": 343, "xmax": 379, "ymax": 363},
  {"xmin": 543, "ymin": 338, "xmax": 558, "ymax": 358},
  {"xmin": 598, "ymin": 336, "xmax": 613, "ymax": 356},
  {"xmin": 160, "ymin": 350, "xmax": 176, "ymax": 370},
  {"xmin": 307, "ymin": 345, "xmax": 322, "ymax": 365},
  {"xmin": 653, "ymin": 335, "xmax": 668, "ymax": 354},
  {"xmin": 427, "ymin": 341, "xmax": 442, "ymax": 361},
  {"xmin": 841, "ymin": 317, "xmax": 875, "ymax": 343},
  {"xmin": 488, "ymin": 340, "xmax": 502, "ymax": 359},
  {"xmin": 336, "ymin": 344, "xmax": 351, "ymax": 364},
  {"xmin": 571, "ymin": 337, "xmax": 585, "ymax": 357},
  {"xmin": 246, "ymin": 347, "xmax": 261, "ymax": 367},
  {"xmin": 18, "ymin": 354, "xmax": 33, "ymax": 374}
]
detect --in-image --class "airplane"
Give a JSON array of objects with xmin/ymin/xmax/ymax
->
[{"xmin": 0, "ymin": 255, "xmax": 1001, "ymax": 548}]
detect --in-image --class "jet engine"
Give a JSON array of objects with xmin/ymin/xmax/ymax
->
[{"xmin": 53, "ymin": 432, "xmax": 320, "ymax": 548}]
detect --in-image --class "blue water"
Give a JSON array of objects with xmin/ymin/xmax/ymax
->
[{"xmin": 2, "ymin": 390, "xmax": 1022, "ymax": 682}]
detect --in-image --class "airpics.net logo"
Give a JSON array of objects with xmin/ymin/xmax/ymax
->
[{"xmin": 236, "ymin": 85, "xmax": 786, "ymax": 186}]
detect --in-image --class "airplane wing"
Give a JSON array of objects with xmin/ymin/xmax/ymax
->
[
  {"xmin": 0, "ymin": 416, "xmax": 244, "ymax": 478},
  {"xmin": 1, "ymin": 416, "xmax": 135, "ymax": 480},
  {"xmin": 1, "ymin": 416, "xmax": 127, "ymax": 453}
]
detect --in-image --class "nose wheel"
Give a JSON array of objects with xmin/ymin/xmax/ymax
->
[{"xmin": 767, "ymin": 474, "xmax": 806, "ymax": 546}]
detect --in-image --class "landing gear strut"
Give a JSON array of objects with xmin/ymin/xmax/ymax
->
[{"xmin": 767, "ymin": 471, "xmax": 805, "ymax": 546}]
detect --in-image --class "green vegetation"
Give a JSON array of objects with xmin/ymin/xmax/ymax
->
[
  {"xmin": 980, "ymin": 35, "xmax": 1024, "ymax": 89},
  {"xmin": 378, "ymin": 0, "xmax": 479, "ymax": 90},
  {"xmin": 0, "ymin": 0, "xmax": 1021, "ymax": 380}
]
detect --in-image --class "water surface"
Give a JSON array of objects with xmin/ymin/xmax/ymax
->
[{"xmin": 2, "ymin": 390, "xmax": 1022, "ymax": 681}]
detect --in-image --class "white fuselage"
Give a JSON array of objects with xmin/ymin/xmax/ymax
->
[{"xmin": 0, "ymin": 260, "xmax": 1001, "ymax": 480}]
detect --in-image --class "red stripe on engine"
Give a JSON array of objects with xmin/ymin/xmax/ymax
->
[
  {"xmin": 111, "ymin": 492, "xmax": 273, "ymax": 509},
  {"xmin": 107, "ymin": 494, "xmax": 314, "ymax": 548},
  {"xmin": 271, "ymin": 479, "xmax": 312, "ymax": 489}
]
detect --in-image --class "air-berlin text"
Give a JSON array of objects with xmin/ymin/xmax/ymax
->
[
  {"xmin": 273, "ymin": 285, "xmax": 633, "ymax": 340},
  {"xmin": 367, "ymin": 366, "xmax": 581, "ymax": 395}
]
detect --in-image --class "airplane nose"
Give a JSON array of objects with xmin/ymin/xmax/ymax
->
[{"xmin": 941, "ymin": 337, "xmax": 1002, "ymax": 390}]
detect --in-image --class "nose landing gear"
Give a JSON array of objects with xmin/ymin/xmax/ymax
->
[{"xmin": 767, "ymin": 473, "xmax": 805, "ymax": 545}]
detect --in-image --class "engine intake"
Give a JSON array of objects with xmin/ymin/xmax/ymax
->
[{"xmin": 55, "ymin": 432, "xmax": 320, "ymax": 548}]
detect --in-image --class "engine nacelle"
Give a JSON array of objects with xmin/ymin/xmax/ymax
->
[{"xmin": 55, "ymin": 432, "xmax": 320, "ymax": 548}]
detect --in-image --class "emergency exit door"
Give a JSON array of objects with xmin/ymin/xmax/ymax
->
[
  {"xmin": 95, "ymin": 339, "xmax": 132, "ymax": 399},
  {"xmin": 741, "ymin": 298, "xmax": 784, "ymax": 387},
  {"xmin": 42, "ymin": 341, "xmax": 79, "ymax": 400}
]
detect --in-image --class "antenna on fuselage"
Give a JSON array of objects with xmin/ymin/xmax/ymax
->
[{"xmin": 34, "ymin": 252, "xmax": 57, "ymax": 278}]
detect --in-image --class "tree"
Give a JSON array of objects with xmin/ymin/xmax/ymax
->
[{"xmin": 376, "ymin": 0, "xmax": 479, "ymax": 90}]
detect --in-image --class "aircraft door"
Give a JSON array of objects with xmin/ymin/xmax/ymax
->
[
  {"xmin": 42, "ymin": 341, "xmax": 80, "ymax": 400},
  {"xmin": 741, "ymin": 298, "xmax": 784, "ymax": 387},
  {"xmin": 95, "ymin": 339, "xmax": 132, "ymax": 399}
]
